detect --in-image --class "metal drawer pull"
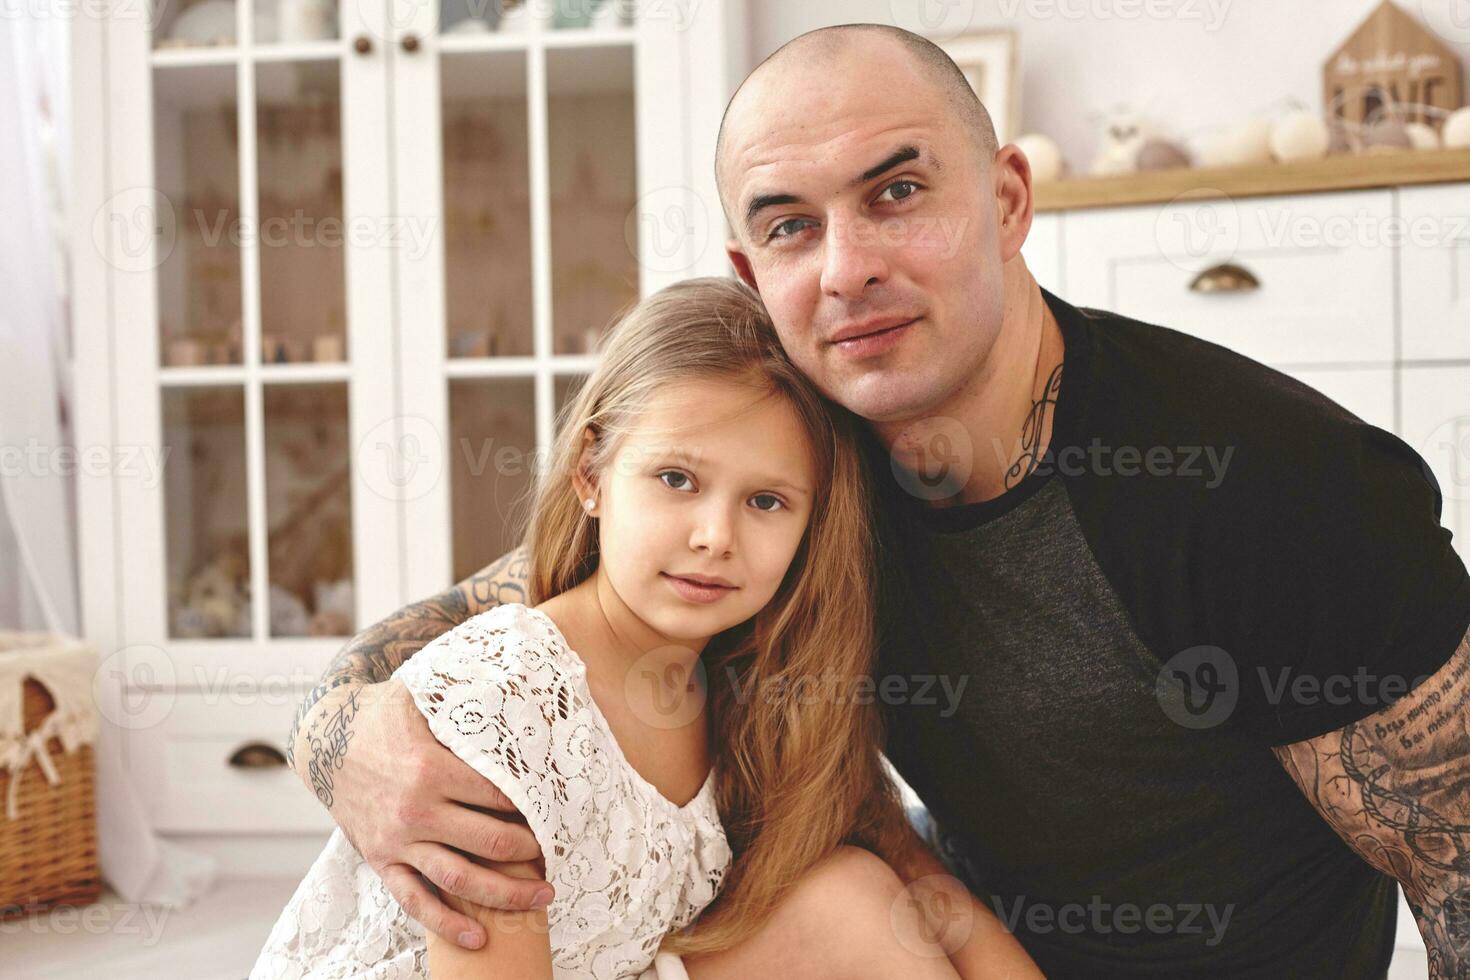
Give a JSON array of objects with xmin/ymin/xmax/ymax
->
[
  {"xmin": 1189, "ymin": 262, "xmax": 1260, "ymax": 294},
  {"xmin": 353, "ymin": 34, "xmax": 373, "ymax": 55},
  {"xmin": 401, "ymin": 33, "xmax": 421, "ymax": 53},
  {"xmin": 228, "ymin": 742, "xmax": 288, "ymax": 769}
]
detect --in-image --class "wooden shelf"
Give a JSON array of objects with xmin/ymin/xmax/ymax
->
[{"xmin": 1033, "ymin": 147, "xmax": 1470, "ymax": 212}]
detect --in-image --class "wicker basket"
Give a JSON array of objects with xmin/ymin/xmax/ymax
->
[{"xmin": 0, "ymin": 633, "xmax": 101, "ymax": 918}]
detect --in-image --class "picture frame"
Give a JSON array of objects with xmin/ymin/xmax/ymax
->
[{"xmin": 940, "ymin": 29, "xmax": 1021, "ymax": 146}]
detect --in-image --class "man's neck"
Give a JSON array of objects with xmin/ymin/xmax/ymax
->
[{"xmin": 876, "ymin": 269, "xmax": 1065, "ymax": 508}]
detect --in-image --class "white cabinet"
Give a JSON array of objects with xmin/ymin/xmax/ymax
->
[
  {"xmin": 1400, "ymin": 184, "xmax": 1470, "ymax": 363},
  {"xmin": 1402, "ymin": 365, "xmax": 1470, "ymax": 569},
  {"xmin": 1064, "ymin": 191, "xmax": 1397, "ymax": 368},
  {"xmin": 1283, "ymin": 367, "xmax": 1396, "ymax": 433},
  {"xmin": 1050, "ymin": 182, "xmax": 1468, "ymax": 571},
  {"xmin": 1024, "ymin": 212, "xmax": 1063, "ymax": 295},
  {"xmin": 72, "ymin": 0, "xmax": 744, "ymax": 843}
]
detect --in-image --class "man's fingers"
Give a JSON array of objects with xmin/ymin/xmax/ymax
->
[
  {"xmin": 429, "ymin": 745, "xmax": 522, "ymax": 813},
  {"xmin": 408, "ymin": 842, "xmax": 555, "ymax": 912},
  {"xmin": 380, "ymin": 863, "xmax": 486, "ymax": 951},
  {"xmin": 430, "ymin": 804, "xmax": 544, "ymax": 864}
]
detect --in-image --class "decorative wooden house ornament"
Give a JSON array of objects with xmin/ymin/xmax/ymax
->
[{"xmin": 1324, "ymin": 0, "xmax": 1463, "ymax": 133}]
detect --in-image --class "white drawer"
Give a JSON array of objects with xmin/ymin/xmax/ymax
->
[
  {"xmin": 1024, "ymin": 212, "xmax": 1063, "ymax": 296},
  {"xmin": 1399, "ymin": 184, "xmax": 1470, "ymax": 362},
  {"xmin": 1282, "ymin": 367, "xmax": 1395, "ymax": 433},
  {"xmin": 1401, "ymin": 365, "xmax": 1470, "ymax": 570},
  {"xmin": 126, "ymin": 688, "xmax": 334, "ymax": 834},
  {"xmin": 1065, "ymin": 190, "xmax": 1396, "ymax": 367}
]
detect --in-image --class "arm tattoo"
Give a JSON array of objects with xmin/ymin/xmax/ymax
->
[
  {"xmin": 1004, "ymin": 362, "xmax": 1063, "ymax": 490},
  {"xmin": 285, "ymin": 545, "xmax": 531, "ymax": 772},
  {"xmin": 306, "ymin": 688, "xmax": 360, "ymax": 808},
  {"xmin": 1272, "ymin": 626, "xmax": 1470, "ymax": 979}
]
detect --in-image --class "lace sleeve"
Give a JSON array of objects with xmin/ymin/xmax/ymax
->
[{"xmin": 390, "ymin": 607, "xmax": 603, "ymax": 870}]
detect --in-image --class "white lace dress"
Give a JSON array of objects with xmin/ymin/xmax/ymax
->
[{"xmin": 250, "ymin": 603, "xmax": 731, "ymax": 980}]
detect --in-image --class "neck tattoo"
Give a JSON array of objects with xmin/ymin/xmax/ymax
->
[{"xmin": 1004, "ymin": 361, "xmax": 1063, "ymax": 490}]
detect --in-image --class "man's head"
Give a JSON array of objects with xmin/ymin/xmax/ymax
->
[{"xmin": 716, "ymin": 24, "xmax": 1035, "ymax": 427}]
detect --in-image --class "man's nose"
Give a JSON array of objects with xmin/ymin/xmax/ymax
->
[{"xmin": 820, "ymin": 214, "xmax": 889, "ymax": 299}]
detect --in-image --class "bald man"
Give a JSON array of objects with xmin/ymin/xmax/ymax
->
[{"xmin": 287, "ymin": 23, "xmax": 1470, "ymax": 979}]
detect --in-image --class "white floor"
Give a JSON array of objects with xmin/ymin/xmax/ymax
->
[
  {"xmin": 0, "ymin": 876, "xmax": 1433, "ymax": 979},
  {"xmin": 0, "ymin": 876, "xmax": 297, "ymax": 980}
]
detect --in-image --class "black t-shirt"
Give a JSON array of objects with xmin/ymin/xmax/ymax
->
[{"xmin": 867, "ymin": 287, "xmax": 1470, "ymax": 978}]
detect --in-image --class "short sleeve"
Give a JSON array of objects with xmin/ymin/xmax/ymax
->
[
  {"xmin": 391, "ymin": 605, "xmax": 601, "ymax": 866},
  {"xmin": 1209, "ymin": 417, "xmax": 1470, "ymax": 746}
]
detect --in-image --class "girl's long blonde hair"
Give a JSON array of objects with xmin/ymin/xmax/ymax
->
[{"xmin": 522, "ymin": 276, "xmax": 921, "ymax": 954}]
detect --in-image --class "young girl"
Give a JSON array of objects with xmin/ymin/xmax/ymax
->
[{"xmin": 251, "ymin": 278, "xmax": 1039, "ymax": 979}]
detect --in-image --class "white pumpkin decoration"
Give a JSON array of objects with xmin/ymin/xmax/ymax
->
[
  {"xmin": 1268, "ymin": 110, "xmax": 1330, "ymax": 162},
  {"xmin": 1444, "ymin": 107, "xmax": 1470, "ymax": 149},
  {"xmin": 1405, "ymin": 121, "xmax": 1441, "ymax": 150},
  {"xmin": 1015, "ymin": 133, "xmax": 1063, "ymax": 183}
]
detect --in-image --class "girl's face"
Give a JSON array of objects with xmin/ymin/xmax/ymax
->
[{"xmin": 587, "ymin": 378, "xmax": 818, "ymax": 648}]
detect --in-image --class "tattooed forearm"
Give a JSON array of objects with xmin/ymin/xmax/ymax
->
[
  {"xmin": 307, "ymin": 688, "xmax": 360, "ymax": 808},
  {"xmin": 285, "ymin": 545, "xmax": 532, "ymax": 778},
  {"xmin": 1272, "ymin": 626, "xmax": 1470, "ymax": 979}
]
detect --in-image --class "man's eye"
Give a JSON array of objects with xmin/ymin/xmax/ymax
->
[
  {"xmin": 769, "ymin": 218, "xmax": 814, "ymax": 240},
  {"xmin": 658, "ymin": 470, "xmax": 693, "ymax": 491},
  {"xmin": 879, "ymin": 180, "xmax": 920, "ymax": 203},
  {"xmin": 751, "ymin": 493, "xmax": 785, "ymax": 513}
]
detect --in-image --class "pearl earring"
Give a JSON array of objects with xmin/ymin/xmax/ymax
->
[{"xmin": 584, "ymin": 499, "xmax": 595, "ymax": 511}]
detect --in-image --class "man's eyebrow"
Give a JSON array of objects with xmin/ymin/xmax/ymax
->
[
  {"xmin": 742, "ymin": 144, "xmax": 931, "ymax": 236},
  {"xmin": 853, "ymin": 145, "xmax": 924, "ymax": 186}
]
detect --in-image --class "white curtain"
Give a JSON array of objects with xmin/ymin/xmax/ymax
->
[{"xmin": 1, "ymin": 14, "xmax": 216, "ymax": 906}]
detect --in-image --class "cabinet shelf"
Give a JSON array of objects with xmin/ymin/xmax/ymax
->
[{"xmin": 1034, "ymin": 147, "xmax": 1470, "ymax": 212}]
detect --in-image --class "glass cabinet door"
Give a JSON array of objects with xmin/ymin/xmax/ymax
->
[
  {"xmin": 105, "ymin": 0, "xmax": 399, "ymax": 669},
  {"xmin": 391, "ymin": 0, "xmax": 714, "ymax": 591}
]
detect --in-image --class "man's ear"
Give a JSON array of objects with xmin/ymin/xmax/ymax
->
[
  {"xmin": 570, "ymin": 428, "xmax": 599, "ymax": 509},
  {"xmin": 726, "ymin": 241, "xmax": 759, "ymax": 292},
  {"xmin": 991, "ymin": 143, "xmax": 1035, "ymax": 264}
]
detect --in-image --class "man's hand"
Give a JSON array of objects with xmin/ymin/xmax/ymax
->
[
  {"xmin": 325, "ymin": 680, "xmax": 553, "ymax": 948},
  {"xmin": 1273, "ymin": 624, "xmax": 1470, "ymax": 979},
  {"xmin": 286, "ymin": 546, "xmax": 543, "ymax": 949}
]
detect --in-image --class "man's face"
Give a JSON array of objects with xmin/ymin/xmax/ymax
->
[{"xmin": 720, "ymin": 42, "xmax": 1014, "ymax": 427}]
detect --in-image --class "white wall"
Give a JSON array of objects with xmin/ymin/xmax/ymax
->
[{"xmin": 742, "ymin": 0, "xmax": 1470, "ymax": 176}]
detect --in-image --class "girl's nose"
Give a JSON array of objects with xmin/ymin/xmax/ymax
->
[{"xmin": 689, "ymin": 502, "xmax": 734, "ymax": 557}]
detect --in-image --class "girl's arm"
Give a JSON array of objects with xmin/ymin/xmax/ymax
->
[
  {"xmin": 426, "ymin": 858, "xmax": 554, "ymax": 980},
  {"xmin": 893, "ymin": 835, "xmax": 1046, "ymax": 979}
]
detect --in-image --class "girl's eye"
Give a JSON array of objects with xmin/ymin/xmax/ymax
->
[
  {"xmin": 878, "ymin": 179, "xmax": 920, "ymax": 203},
  {"xmin": 658, "ymin": 470, "xmax": 693, "ymax": 491},
  {"xmin": 751, "ymin": 493, "xmax": 785, "ymax": 513}
]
